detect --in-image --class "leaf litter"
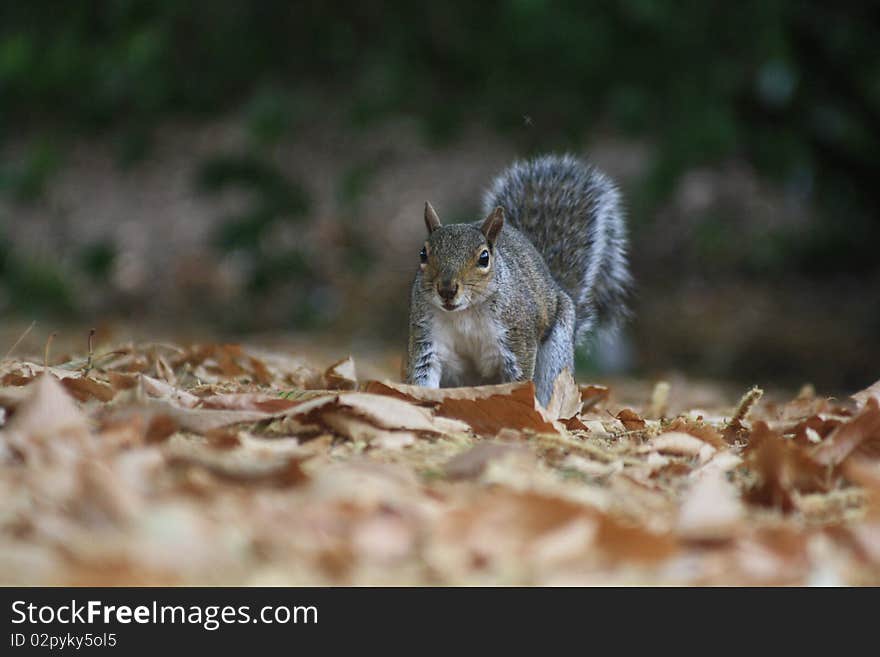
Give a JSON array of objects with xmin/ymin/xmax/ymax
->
[{"xmin": 0, "ymin": 341, "xmax": 879, "ymax": 585}]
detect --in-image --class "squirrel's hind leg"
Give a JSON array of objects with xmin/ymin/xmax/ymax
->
[{"xmin": 534, "ymin": 293, "xmax": 576, "ymax": 407}]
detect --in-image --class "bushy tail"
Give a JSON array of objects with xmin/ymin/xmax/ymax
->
[{"xmin": 482, "ymin": 154, "xmax": 631, "ymax": 343}]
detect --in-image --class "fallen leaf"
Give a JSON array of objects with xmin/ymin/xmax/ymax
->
[
  {"xmin": 140, "ymin": 398, "xmax": 273, "ymax": 434},
  {"xmin": 665, "ymin": 417, "xmax": 727, "ymax": 449},
  {"xmin": 140, "ymin": 375, "xmax": 201, "ymax": 407},
  {"xmin": 641, "ymin": 432, "xmax": 714, "ymax": 459},
  {"xmin": 812, "ymin": 397, "xmax": 880, "ymax": 466},
  {"xmin": 616, "ymin": 408, "xmax": 646, "ymax": 431},
  {"xmin": 324, "ymin": 357, "xmax": 358, "ymax": 391},
  {"xmin": 444, "ymin": 442, "xmax": 526, "ymax": 480},
  {"xmin": 167, "ymin": 441, "xmax": 308, "ymax": 487},
  {"xmin": 745, "ymin": 422, "xmax": 829, "ymax": 512},
  {"xmin": 579, "ymin": 384, "xmax": 610, "ymax": 412},
  {"xmin": 677, "ymin": 470, "xmax": 744, "ymax": 540},
  {"xmin": 289, "ymin": 392, "xmax": 469, "ymax": 438},
  {"xmin": 61, "ymin": 376, "xmax": 116, "ymax": 403},
  {"xmin": 199, "ymin": 392, "xmax": 304, "ymax": 413},
  {"xmin": 545, "ymin": 369, "xmax": 581, "ymax": 420},
  {"xmin": 365, "ymin": 381, "xmax": 560, "ymax": 435}
]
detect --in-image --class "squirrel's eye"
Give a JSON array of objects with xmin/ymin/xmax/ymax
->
[
  {"xmin": 419, "ymin": 247, "xmax": 428, "ymax": 263},
  {"xmin": 478, "ymin": 249, "xmax": 490, "ymax": 267}
]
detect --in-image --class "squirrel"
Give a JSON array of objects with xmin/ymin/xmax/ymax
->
[{"xmin": 405, "ymin": 153, "xmax": 631, "ymax": 406}]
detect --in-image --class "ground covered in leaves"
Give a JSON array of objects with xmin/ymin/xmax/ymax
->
[{"xmin": 1, "ymin": 340, "xmax": 879, "ymax": 585}]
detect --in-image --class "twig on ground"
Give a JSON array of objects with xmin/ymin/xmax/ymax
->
[{"xmin": 3, "ymin": 320, "xmax": 36, "ymax": 361}]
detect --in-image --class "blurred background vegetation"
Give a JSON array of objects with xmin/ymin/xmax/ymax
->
[{"xmin": 0, "ymin": 1, "xmax": 878, "ymax": 391}]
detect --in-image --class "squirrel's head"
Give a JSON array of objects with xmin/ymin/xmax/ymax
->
[{"xmin": 417, "ymin": 202, "xmax": 504, "ymax": 312}]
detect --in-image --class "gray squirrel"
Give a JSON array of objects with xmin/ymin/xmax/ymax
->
[{"xmin": 405, "ymin": 153, "xmax": 631, "ymax": 406}]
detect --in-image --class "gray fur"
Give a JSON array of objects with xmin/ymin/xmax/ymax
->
[
  {"xmin": 406, "ymin": 154, "xmax": 631, "ymax": 406},
  {"xmin": 482, "ymin": 153, "xmax": 631, "ymax": 341}
]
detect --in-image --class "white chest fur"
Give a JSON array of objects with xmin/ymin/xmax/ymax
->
[{"xmin": 430, "ymin": 305, "xmax": 508, "ymax": 387}]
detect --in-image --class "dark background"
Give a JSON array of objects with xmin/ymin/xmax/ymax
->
[{"xmin": 0, "ymin": 1, "xmax": 878, "ymax": 392}]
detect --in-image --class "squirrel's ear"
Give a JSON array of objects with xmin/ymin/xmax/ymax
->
[
  {"xmin": 424, "ymin": 202, "xmax": 442, "ymax": 234},
  {"xmin": 480, "ymin": 206, "xmax": 504, "ymax": 244}
]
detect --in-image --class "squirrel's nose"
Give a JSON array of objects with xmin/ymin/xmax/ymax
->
[{"xmin": 437, "ymin": 281, "xmax": 458, "ymax": 301}]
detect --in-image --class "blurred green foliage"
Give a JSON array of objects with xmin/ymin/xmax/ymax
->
[
  {"xmin": 0, "ymin": 230, "xmax": 74, "ymax": 314},
  {"xmin": 1, "ymin": 1, "xmax": 879, "ymax": 321}
]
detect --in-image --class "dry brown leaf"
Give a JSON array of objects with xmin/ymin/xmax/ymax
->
[
  {"xmin": 791, "ymin": 414, "xmax": 844, "ymax": 447},
  {"xmin": 545, "ymin": 369, "xmax": 581, "ymax": 420},
  {"xmin": 60, "ymin": 376, "xmax": 116, "ymax": 402},
  {"xmin": 106, "ymin": 371, "xmax": 139, "ymax": 391},
  {"xmin": 642, "ymin": 432, "xmax": 714, "ymax": 459},
  {"xmin": 324, "ymin": 356, "xmax": 358, "ymax": 391},
  {"xmin": 594, "ymin": 516, "xmax": 678, "ymax": 563},
  {"xmin": 616, "ymin": 408, "xmax": 646, "ymax": 431},
  {"xmin": 155, "ymin": 355, "xmax": 177, "ymax": 385},
  {"xmin": 812, "ymin": 397, "xmax": 880, "ymax": 466},
  {"xmin": 148, "ymin": 399, "xmax": 273, "ymax": 433},
  {"xmin": 563, "ymin": 415, "xmax": 590, "ymax": 432},
  {"xmin": 289, "ymin": 392, "xmax": 469, "ymax": 437},
  {"xmin": 579, "ymin": 384, "xmax": 610, "ymax": 412},
  {"xmin": 140, "ymin": 375, "xmax": 201, "ymax": 407},
  {"xmin": 365, "ymin": 380, "xmax": 560, "ymax": 435},
  {"xmin": 199, "ymin": 392, "xmax": 303, "ymax": 413},
  {"xmin": 247, "ymin": 355, "xmax": 273, "ymax": 385},
  {"xmin": 745, "ymin": 421, "xmax": 829, "ymax": 512},
  {"xmin": 1, "ymin": 372, "xmax": 35, "ymax": 387},
  {"xmin": 665, "ymin": 417, "xmax": 727, "ymax": 449}
]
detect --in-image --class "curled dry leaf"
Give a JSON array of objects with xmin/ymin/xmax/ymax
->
[
  {"xmin": 745, "ymin": 422, "xmax": 830, "ymax": 512},
  {"xmin": 365, "ymin": 380, "xmax": 560, "ymax": 435},
  {"xmin": 139, "ymin": 375, "xmax": 201, "ymax": 408},
  {"xmin": 288, "ymin": 392, "xmax": 469, "ymax": 437},
  {"xmin": 323, "ymin": 356, "xmax": 358, "ymax": 391},
  {"xmin": 664, "ymin": 417, "xmax": 727, "ymax": 449},
  {"xmin": 545, "ymin": 368, "xmax": 581, "ymax": 420},
  {"xmin": 791, "ymin": 414, "xmax": 844, "ymax": 447},
  {"xmin": 811, "ymin": 397, "xmax": 880, "ymax": 467},
  {"xmin": 579, "ymin": 384, "xmax": 610, "ymax": 412},
  {"xmin": 148, "ymin": 399, "xmax": 273, "ymax": 434},
  {"xmin": 641, "ymin": 432, "xmax": 715, "ymax": 460},
  {"xmin": 616, "ymin": 408, "xmax": 646, "ymax": 431},
  {"xmin": 60, "ymin": 376, "xmax": 116, "ymax": 403},
  {"xmin": 198, "ymin": 392, "xmax": 304, "ymax": 413}
]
